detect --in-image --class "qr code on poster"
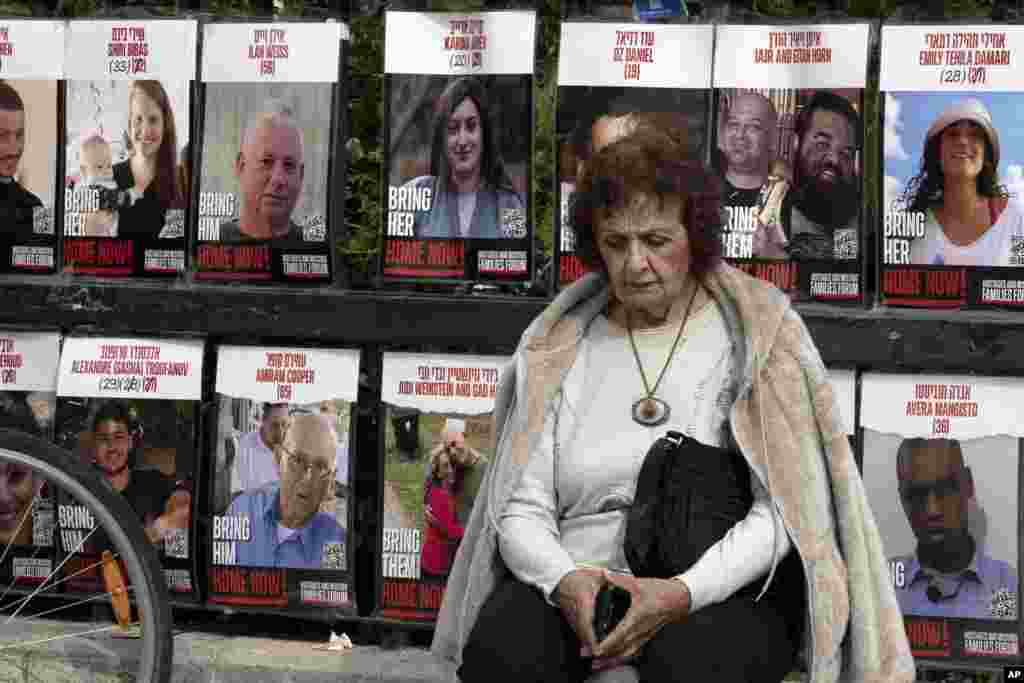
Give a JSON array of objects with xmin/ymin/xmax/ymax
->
[
  {"xmin": 164, "ymin": 529, "xmax": 188, "ymax": 559},
  {"xmin": 31, "ymin": 510, "xmax": 53, "ymax": 548},
  {"xmin": 500, "ymin": 208, "xmax": 527, "ymax": 239},
  {"xmin": 32, "ymin": 207, "xmax": 53, "ymax": 235},
  {"xmin": 158, "ymin": 209, "xmax": 185, "ymax": 239},
  {"xmin": 1011, "ymin": 236, "xmax": 1024, "ymax": 267},
  {"xmin": 321, "ymin": 542, "xmax": 345, "ymax": 570},
  {"xmin": 990, "ymin": 587, "xmax": 1017, "ymax": 619},
  {"xmin": 303, "ymin": 215, "xmax": 327, "ymax": 242}
]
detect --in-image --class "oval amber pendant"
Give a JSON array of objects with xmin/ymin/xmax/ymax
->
[{"xmin": 631, "ymin": 397, "xmax": 670, "ymax": 427}]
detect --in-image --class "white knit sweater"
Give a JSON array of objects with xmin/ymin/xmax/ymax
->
[{"xmin": 498, "ymin": 300, "xmax": 791, "ymax": 612}]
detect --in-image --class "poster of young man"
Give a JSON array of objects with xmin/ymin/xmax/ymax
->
[
  {"xmin": 382, "ymin": 11, "xmax": 535, "ymax": 282},
  {"xmin": 880, "ymin": 26, "xmax": 1024, "ymax": 308},
  {"xmin": 376, "ymin": 352, "xmax": 508, "ymax": 621},
  {"xmin": 195, "ymin": 22, "xmax": 344, "ymax": 283},
  {"xmin": 0, "ymin": 331, "xmax": 59, "ymax": 590},
  {"xmin": 0, "ymin": 23, "xmax": 62, "ymax": 274},
  {"xmin": 860, "ymin": 373, "xmax": 1021, "ymax": 663},
  {"xmin": 62, "ymin": 20, "xmax": 196, "ymax": 277},
  {"xmin": 208, "ymin": 345, "xmax": 359, "ymax": 615},
  {"xmin": 712, "ymin": 24, "xmax": 869, "ymax": 303},
  {"xmin": 53, "ymin": 336, "xmax": 203, "ymax": 602},
  {"xmin": 556, "ymin": 22, "xmax": 712, "ymax": 288}
]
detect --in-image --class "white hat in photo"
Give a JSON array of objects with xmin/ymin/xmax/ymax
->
[
  {"xmin": 444, "ymin": 418, "xmax": 466, "ymax": 434},
  {"xmin": 925, "ymin": 98, "xmax": 1000, "ymax": 167}
]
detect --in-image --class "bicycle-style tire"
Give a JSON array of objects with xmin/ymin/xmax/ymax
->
[{"xmin": 0, "ymin": 428, "xmax": 173, "ymax": 683}]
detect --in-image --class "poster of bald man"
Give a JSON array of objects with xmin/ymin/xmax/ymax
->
[
  {"xmin": 880, "ymin": 26, "xmax": 1024, "ymax": 308},
  {"xmin": 53, "ymin": 336, "xmax": 204, "ymax": 603},
  {"xmin": 0, "ymin": 23, "xmax": 63, "ymax": 275},
  {"xmin": 0, "ymin": 332, "xmax": 59, "ymax": 592},
  {"xmin": 712, "ymin": 24, "xmax": 869, "ymax": 304},
  {"xmin": 382, "ymin": 11, "xmax": 535, "ymax": 283},
  {"xmin": 860, "ymin": 372, "xmax": 1021, "ymax": 663},
  {"xmin": 207, "ymin": 344, "xmax": 359, "ymax": 615},
  {"xmin": 376, "ymin": 352, "xmax": 508, "ymax": 622},
  {"xmin": 194, "ymin": 22, "xmax": 346, "ymax": 283},
  {"xmin": 556, "ymin": 22, "xmax": 712, "ymax": 288},
  {"xmin": 61, "ymin": 20, "xmax": 196, "ymax": 278}
]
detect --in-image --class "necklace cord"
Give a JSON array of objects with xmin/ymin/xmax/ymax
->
[{"xmin": 627, "ymin": 280, "xmax": 701, "ymax": 399}]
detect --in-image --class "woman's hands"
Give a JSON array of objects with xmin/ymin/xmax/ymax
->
[
  {"xmin": 589, "ymin": 574, "xmax": 692, "ymax": 671},
  {"xmin": 554, "ymin": 567, "xmax": 605, "ymax": 659},
  {"xmin": 556, "ymin": 569, "xmax": 692, "ymax": 671}
]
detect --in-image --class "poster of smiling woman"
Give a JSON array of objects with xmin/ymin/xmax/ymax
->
[
  {"xmin": 382, "ymin": 11, "xmax": 536, "ymax": 283},
  {"xmin": 880, "ymin": 25, "xmax": 1024, "ymax": 308},
  {"xmin": 62, "ymin": 20, "xmax": 195, "ymax": 278}
]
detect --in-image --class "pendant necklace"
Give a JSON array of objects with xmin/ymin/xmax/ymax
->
[{"xmin": 626, "ymin": 282, "xmax": 699, "ymax": 427}]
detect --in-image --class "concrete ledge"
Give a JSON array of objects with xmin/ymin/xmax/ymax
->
[{"xmin": 175, "ymin": 631, "xmax": 457, "ymax": 683}]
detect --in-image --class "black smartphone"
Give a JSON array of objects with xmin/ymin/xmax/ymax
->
[{"xmin": 593, "ymin": 583, "xmax": 631, "ymax": 643}]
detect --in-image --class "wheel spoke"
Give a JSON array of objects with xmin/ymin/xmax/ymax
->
[
  {"xmin": 0, "ymin": 552, "xmax": 117, "ymax": 617},
  {"xmin": 0, "ymin": 621, "xmax": 140, "ymax": 652}
]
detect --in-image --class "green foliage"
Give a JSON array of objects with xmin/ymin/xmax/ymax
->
[
  {"xmin": 344, "ymin": 13, "xmax": 386, "ymax": 284},
  {"xmin": 202, "ymin": 0, "xmax": 256, "ymax": 16},
  {"xmin": 533, "ymin": 0, "xmax": 559, "ymax": 263}
]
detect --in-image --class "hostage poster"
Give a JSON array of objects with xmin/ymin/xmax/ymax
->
[
  {"xmin": 62, "ymin": 20, "xmax": 196, "ymax": 277},
  {"xmin": 54, "ymin": 336, "xmax": 203, "ymax": 602},
  {"xmin": 556, "ymin": 22, "xmax": 712, "ymax": 287},
  {"xmin": 860, "ymin": 373, "xmax": 1021, "ymax": 663},
  {"xmin": 0, "ymin": 22, "xmax": 62, "ymax": 274},
  {"xmin": 208, "ymin": 345, "xmax": 359, "ymax": 616},
  {"xmin": 195, "ymin": 22, "xmax": 345, "ymax": 283},
  {"xmin": 0, "ymin": 331, "xmax": 59, "ymax": 591},
  {"xmin": 880, "ymin": 26, "xmax": 1024, "ymax": 308},
  {"xmin": 377, "ymin": 352, "xmax": 508, "ymax": 621},
  {"xmin": 382, "ymin": 11, "xmax": 535, "ymax": 282},
  {"xmin": 712, "ymin": 24, "xmax": 869, "ymax": 303}
]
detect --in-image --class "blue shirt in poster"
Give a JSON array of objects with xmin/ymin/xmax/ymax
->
[
  {"xmin": 892, "ymin": 549, "xmax": 1017, "ymax": 620},
  {"xmin": 226, "ymin": 483, "xmax": 345, "ymax": 570}
]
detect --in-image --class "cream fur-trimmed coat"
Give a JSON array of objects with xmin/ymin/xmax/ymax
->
[{"xmin": 431, "ymin": 265, "xmax": 914, "ymax": 683}]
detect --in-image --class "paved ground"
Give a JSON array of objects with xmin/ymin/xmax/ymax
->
[
  {"xmin": 0, "ymin": 616, "xmax": 984, "ymax": 682},
  {"xmin": 0, "ymin": 618, "xmax": 456, "ymax": 682}
]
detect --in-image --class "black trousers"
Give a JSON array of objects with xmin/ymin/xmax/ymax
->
[{"xmin": 459, "ymin": 559, "xmax": 805, "ymax": 683}]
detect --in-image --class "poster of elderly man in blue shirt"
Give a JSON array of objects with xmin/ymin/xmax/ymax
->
[
  {"xmin": 225, "ymin": 413, "xmax": 344, "ymax": 569},
  {"xmin": 860, "ymin": 372, "xmax": 1020, "ymax": 664},
  {"xmin": 209, "ymin": 344, "xmax": 359, "ymax": 614}
]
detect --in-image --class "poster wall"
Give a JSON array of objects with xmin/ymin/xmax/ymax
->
[
  {"xmin": 62, "ymin": 20, "xmax": 196, "ymax": 277},
  {"xmin": 195, "ymin": 22, "xmax": 344, "ymax": 283},
  {"xmin": 54, "ymin": 336, "xmax": 203, "ymax": 601},
  {"xmin": 208, "ymin": 345, "xmax": 359, "ymax": 615},
  {"xmin": 0, "ymin": 22, "xmax": 62, "ymax": 274},
  {"xmin": 377, "ymin": 352, "xmax": 508, "ymax": 620},
  {"xmin": 712, "ymin": 24, "xmax": 870, "ymax": 303},
  {"xmin": 880, "ymin": 26, "xmax": 1024, "ymax": 308},
  {"xmin": 556, "ymin": 23, "xmax": 712, "ymax": 287},
  {"xmin": 382, "ymin": 11, "xmax": 536, "ymax": 282},
  {"xmin": 860, "ymin": 373, "xmax": 1020, "ymax": 663},
  {"xmin": 0, "ymin": 332, "xmax": 59, "ymax": 590}
]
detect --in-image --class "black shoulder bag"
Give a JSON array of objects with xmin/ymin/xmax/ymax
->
[{"xmin": 624, "ymin": 431, "xmax": 754, "ymax": 579}]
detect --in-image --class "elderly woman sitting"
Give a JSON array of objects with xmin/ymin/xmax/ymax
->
[{"xmin": 430, "ymin": 127, "xmax": 913, "ymax": 683}]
